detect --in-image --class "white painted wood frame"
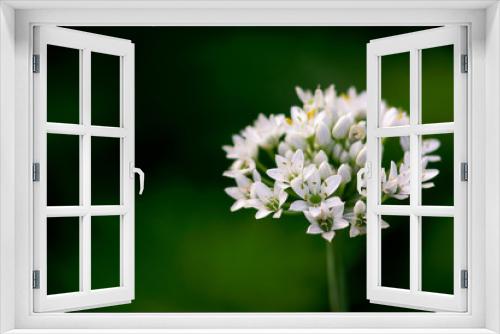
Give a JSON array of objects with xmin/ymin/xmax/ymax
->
[
  {"xmin": 32, "ymin": 26, "xmax": 135, "ymax": 312},
  {"xmin": 0, "ymin": 1, "xmax": 499, "ymax": 333}
]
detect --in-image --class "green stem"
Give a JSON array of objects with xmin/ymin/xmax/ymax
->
[{"xmin": 326, "ymin": 232, "xmax": 348, "ymax": 312}]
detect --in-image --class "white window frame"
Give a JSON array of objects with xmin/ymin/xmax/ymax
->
[
  {"xmin": 366, "ymin": 26, "xmax": 468, "ymax": 312},
  {"xmin": 0, "ymin": 1, "xmax": 499, "ymax": 333},
  {"xmin": 32, "ymin": 26, "xmax": 135, "ymax": 312}
]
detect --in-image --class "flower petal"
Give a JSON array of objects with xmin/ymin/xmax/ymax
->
[
  {"xmin": 291, "ymin": 177, "xmax": 307, "ymax": 199},
  {"xmin": 290, "ymin": 200, "xmax": 308, "ymax": 212},
  {"xmin": 225, "ymin": 187, "xmax": 244, "ymax": 200},
  {"xmin": 322, "ymin": 231, "xmax": 335, "ymax": 242},
  {"xmin": 255, "ymin": 209, "xmax": 273, "ymax": 219},
  {"xmin": 307, "ymin": 223, "xmax": 323, "ymax": 235},
  {"xmin": 324, "ymin": 175, "xmax": 342, "ymax": 196},
  {"xmin": 231, "ymin": 199, "xmax": 247, "ymax": 212}
]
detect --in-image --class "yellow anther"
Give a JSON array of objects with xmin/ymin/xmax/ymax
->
[{"xmin": 307, "ymin": 109, "xmax": 317, "ymax": 120}]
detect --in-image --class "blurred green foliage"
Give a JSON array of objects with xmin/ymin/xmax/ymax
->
[{"xmin": 46, "ymin": 27, "xmax": 454, "ymax": 312}]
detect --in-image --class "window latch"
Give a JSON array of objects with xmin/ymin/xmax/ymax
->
[{"xmin": 130, "ymin": 162, "xmax": 145, "ymax": 195}]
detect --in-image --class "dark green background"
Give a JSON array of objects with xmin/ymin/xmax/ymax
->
[{"xmin": 46, "ymin": 27, "xmax": 455, "ymax": 312}]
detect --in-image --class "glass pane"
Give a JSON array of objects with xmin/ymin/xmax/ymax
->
[
  {"xmin": 380, "ymin": 52, "xmax": 410, "ymax": 128},
  {"xmin": 91, "ymin": 137, "xmax": 121, "ymax": 205},
  {"xmin": 91, "ymin": 216, "xmax": 120, "ymax": 289},
  {"xmin": 422, "ymin": 216, "xmax": 454, "ymax": 294},
  {"xmin": 381, "ymin": 215, "xmax": 410, "ymax": 289},
  {"xmin": 47, "ymin": 45, "xmax": 80, "ymax": 124},
  {"xmin": 91, "ymin": 52, "xmax": 121, "ymax": 127},
  {"xmin": 47, "ymin": 134, "xmax": 80, "ymax": 206},
  {"xmin": 380, "ymin": 136, "xmax": 410, "ymax": 205},
  {"xmin": 47, "ymin": 217, "xmax": 80, "ymax": 295},
  {"xmin": 421, "ymin": 45, "xmax": 454, "ymax": 124},
  {"xmin": 421, "ymin": 134, "xmax": 453, "ymax": 206}
]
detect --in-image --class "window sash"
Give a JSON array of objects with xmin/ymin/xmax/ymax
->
[
  {"xmin": 366, "ymin": 26, "xmax": 468, "ymax": 312},
  {"xmin": 32, "ymin": 26, "xmax": 135, "ymax": 313}
]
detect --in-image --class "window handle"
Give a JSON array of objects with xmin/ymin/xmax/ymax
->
[{"xmin": 130, "ymin": 162, "xmax": 145, "ymax": 195}]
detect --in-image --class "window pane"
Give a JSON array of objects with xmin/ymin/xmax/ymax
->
[
  {"xmin": 47, "ymin": 45, "xmax": 80, "ymax": 124},
  {"xmin": 47, "ymin": 134, "xmax": 80, "ymax": 206},
  {"xmin": 381, "ymin": 215, "xmax": 410, "ymax": 289},
  {"xmin": 91, "ymin": 52, "xmax": 121, "ymax": 127},
  {"xmin": 422, "ymin": 216, "xmax": 454, "ymax": 294},
  {"xmin": 380, "ymin": 136, "xmax": 410, "ymax": 205},
  {"xmin": 380, "ymin": 52, "xmax": 410, "ymax": 127},
  {"xmin": 421, "ymin": 134, "xmax": 453, "ymax": 206},
  {"xmin": 91, "ymin": 137, "xmax": 121, "ymax": 205},
  {"xmin": 47, "ymin": 217, "xmax": 80, "ymax": 295},
  {"xmin": 91, "ymin": 216, "xmax": 120, "ymax": 290},
  {"xmin": 421, "ymin": 45, "xmax": 454, "ymax": 124}
]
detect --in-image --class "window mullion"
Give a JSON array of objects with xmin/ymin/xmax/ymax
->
[
  {"xmin": 80, "ymin": 48, "xmax": 92, "ymax": 293},
  {"xmin": 409, "ymin": 49, "xmax": 422, "ymax": 293}
]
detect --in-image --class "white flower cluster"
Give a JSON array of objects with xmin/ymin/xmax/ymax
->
[{"xmin": 223, "ymin": 85, "xmax": 441, "ymax": 242}]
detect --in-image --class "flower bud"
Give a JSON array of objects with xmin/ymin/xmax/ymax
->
[
  {"xmin": 313, "ymin": 150, "xmax": 328, "ymax": 165},
  {"xmin": 332, "ymin": 114, "xmax": 353, "ymax": 139},
  {"xmin": 338, "ymin": 163, "xmax": 352, "ymax": 183},
  {"xmin": 348, "ymin": 121, "xmax": 366, "ymax": 141},
  {"xmin": 354, "ymin": 200, "xmax": 366, "ymax": 216},
  {"xmin": 340, "ymin": 151, "xmax": 350, "ymax": 163},
  {"xmin": 315, "ymin": 122, "xmax": 332, "ymax": 146},
  {"xmin": 333, "ymin": 143, "xmax": 343, "ymax": 159},
  {"xmin": 356, "ymin": 146, "xmax": 367, "ymax": 166},
  {"xmin": 349, "ymin": 141, "xmax": 363, "ymax": 160}
]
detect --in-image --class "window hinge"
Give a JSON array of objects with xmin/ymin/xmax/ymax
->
[
  {"xmin": 32, "ymin": 162, "xmax": 40, "ymax": 182},
  {"xmin": 461, "ymin": 162, "xmax": 468, "ymax": 182},
  {"xmin": 461, "ymin": 269, "xmax": 468, "ymax": 289},
  {"xmin": 461, "ymin": 54, "xmax": 468, "ymax": 73},
  {"xmin": 33, "ymin": 270, "xmax": 40, "ymax": 289},
  {"xmin": 32, "ymin": 54, "xmax": 40, "ymax": 73}
]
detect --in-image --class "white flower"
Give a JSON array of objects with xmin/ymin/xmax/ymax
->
[
  {"xmin": 315, "ymin": 121, "xmax": 332, "ymax": 146},
  {"xmin": 242, "ymin": 113, "xmax": 286, "ymax": 150},
  {"xmin": 267, "ymin": 149, "xmax": 305, "ymax": 188},
  {"xmin": 223, "ymin": 158, "xmax": 256, "ymax": 178},
  {"xmin": 288, "ymin": 106, "xmax": 315, "ymax": 138},
  {"xmin": 332, "ymin": 113, "xmax": 354, "ymax": 139},
  {"xmin": 380, "ymin": 107, "xmax": 409, "ymax": 127},
  {"xmin": 422, "ymin": 138, "xmax": 441, "ymax": 162},
  {"xmin": 349, "ymin": 121, "xmax": 366, "ymax": 141},
  {"xmin": 222, "ymin": 134, "xmax": 258, "ymax": 160},
  {"xmin": 381, "ymin": 160, "xmax": 409, "ymax": 200},
  {"xmin": 348, "ymin": 200, "xmax": 367, "ymax": 237},
  {"xmin": 289, "ymin": 166, "xmax": 342, "ymax": 216},
  {"xmin": 336, "ymin": 87, "xmax": 367, "ymax": 119},
  {"xmin": 224, "ymin": 170, "xmax": 261, "ymax": 211},
  {"xmin": 247, "ymin": 182, "xmax": 288, "ymax": 219},
  {"xmin": 338, "ymin": 163, "xmax": 352, "ymax": 184},
  {"xmin": 349, "ymin": 141, "xmax": 364, "ymax": 160},
  {"xmin": 345, "ymin": 200, "xmax": 389, "ymax": 238},
  {"xmin": 355, "ymin": 146, "xmax": 367, "ymax": 167},
  {"xmin": 304, "ymin": 197, "xmax": 349, "ymax": 242},
  {"xmin": 296, "ymin": 85, "xmax": 337, "ymax": 117}
]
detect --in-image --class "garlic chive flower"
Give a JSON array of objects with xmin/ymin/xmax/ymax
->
[{"xmin": 223, "ymin": 84, "xmax": 442, "ymax": 242}]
